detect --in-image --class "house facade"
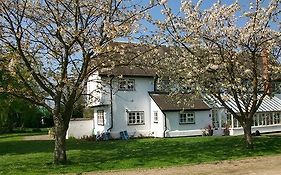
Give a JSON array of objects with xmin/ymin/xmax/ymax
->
[
  {"xmin": 86, "ymin": 67, "xmax": 157, "ymax": 138},
  {"xmin": 149, "ymin": 92, "xmax": 212, "ymax": 137},
  {"xmin": 67, "ymin": 66, "xmax": 281, "ymax": 139},
  {"xmin": 67, "ymin": 66, "xmax": 213, "ymax": 139}
]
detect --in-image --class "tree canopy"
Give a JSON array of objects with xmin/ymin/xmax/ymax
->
[
  {"xmin": 0, "ymin": 0, "xmax": 157, "ymax": 164},
  {"xmin": 148, "ymin": 0, "xmax": 281, "ymax": 148}
]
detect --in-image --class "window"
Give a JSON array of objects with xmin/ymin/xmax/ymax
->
[
  {"xmin": 233, "ymin": 118, "xmax": 238, "ymax": 128},
  {"xmin": 118, "ymin": 79, "xmax": 135, "ymax": 91},
  {"xmin": 128, "ymin": 111, "xmax": 144, "ymax": 125},
  {"xmin": 97, "ymin": 110, "xmax": 104, "ymax": 126},
  {"xmin": 179, "ymin": 112, "xmax": 195, "ymax": 124},
  {"xmin": 253, "ymin": 114, "xmax": 258, "ymax": 126},
  {"xmin": 226, "ymin": 113, "xmax": 232, "ymax": 127},
  {"xmin": 267, "ymin": 113, "xmax": 273, "ymax": 125},
  {"xmin": 274, "ymin": 113, "xmax": 281, "ymax": 124},
  {"xmin": 212, "ymin": 110, "xmax": 219, "ymax": 128},
  {"xmin": 153, "ymin": 111, "xmax": 158, "ymax": 123}
]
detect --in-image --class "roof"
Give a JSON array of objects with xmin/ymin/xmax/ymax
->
[
  {"xmin": 99, "ymin": 66, "xmax": 156, "ymax": 77},
  {"xmin": 70, "ymin": 118, "xmax": 93, "ymax": 121},
  {"xmin": 149, "ymin": 92, "xmax": 211, "ymax": 111},
  {"xmin": 93, "ymin": 41, "xmax": 168, "ymax": 78},
  {"xmin": 205, "ymin": 94, "xmax": 281, "ymax": 113}
]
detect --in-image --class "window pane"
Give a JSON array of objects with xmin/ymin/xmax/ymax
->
[
  {"xmin": 119, "ymin": 79, "xmax": 127, "ymax": 90},
  {"xmin": 154, "ymin": 111, "xmax": 158, "ymax": 123},
  {"xmin": 119, "ymin": 79, "xmax": 135, "ymax": 91},
  {"xmin": 97, "ymin": 110, "xmax": 104, "ymax": 125},
  {"xmin": 179, "ymin": 113, "xmax": 195, "ymax": 124},
  {"xmin": 127, "ymin": 80, "xmax": 135, "ymax": 90},
  {"xmin": 128, "ymin": 111, "xmax": 144, "ymax": 125}
]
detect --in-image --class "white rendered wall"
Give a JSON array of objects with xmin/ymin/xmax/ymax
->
[
  {"xmin": 110, "ymin": 77, "xmax": 155, "ymax": 138},
  {"xmin": 150, "ymin": 97, "xmax": 165, "ymax": 137},
  {"xmin": 67, "ymin": 119, "xmax": 94, "ymax": 139},
  {"xmin": 87, "ymin": 74, "xmax": 111, "ymax": 106},
  {"xmin": 92, "ymin": 106, "xmax": 110, "ymax": 135},
  {"xmin": 165, "ymin": 110, "xmax": 212, "ymax": 137}
]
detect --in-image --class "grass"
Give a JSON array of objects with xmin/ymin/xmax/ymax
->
[{"xmin": 1, "ymin": 134, "xmax": 281, "ymax": 174}]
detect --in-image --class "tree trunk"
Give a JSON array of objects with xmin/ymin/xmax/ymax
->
[
  {"xmin": 54, "ymin": 122, "xmax": 68, "ymax": 164},
  {"xmin": 243, "ymin": 120, "xmax": 253, "ymax": 149}
]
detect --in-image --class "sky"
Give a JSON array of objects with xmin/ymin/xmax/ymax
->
[
  {"xmin": 119, "ymin": 0, "xmax": 279, "ymax": 42},
  {"xmin": 149, "ymin": 0, "xmax": 269, "ymax": 17},
  {"xmin": 144, "ymin": 0, "xmax": 279, "ymax": 31},
  {"xmin": 149, "ymin": 0, "xmax": 276, "ymax": 21}
]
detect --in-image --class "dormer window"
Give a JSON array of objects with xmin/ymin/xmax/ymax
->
[{"xmin": 118, "ymin": 79, "xmax": 135, "ymax": 91}]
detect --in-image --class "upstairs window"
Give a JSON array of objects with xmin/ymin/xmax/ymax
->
[
  {"xmin": 128, "ymin": 111, "xmax": 144, "ymax": 125},
  {"xmin": 179, "ymin": 112, "xmax": 195, "ymax": 124},
  {"xmin": 154, "ymin": 111, "xmax": 158, "ymax": 123},
  {"xmin": 119, "ymin": 79, "xmax": 135, "ymax": 91},
  {"xmin": 97, "ymin": 110, "xmax": 104, "ymax": 126}
]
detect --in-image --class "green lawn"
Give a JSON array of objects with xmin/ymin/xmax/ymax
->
[{"xmin": 1, "ymin": 134, "xmax": 281, "ymax": 174}]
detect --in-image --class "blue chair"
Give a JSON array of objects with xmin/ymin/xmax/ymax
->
[{"xmin": 120, "ymin": 131, "xmax": 129, "ymax": 140}]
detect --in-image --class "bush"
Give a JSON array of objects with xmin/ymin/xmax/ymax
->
[
  {"xmin": 31, "ymin": 128, "xmax": 42, "ymax": 132},
  {"xmin": 81, "ymin": 135, "xmax": 96, "ymax": 141}
]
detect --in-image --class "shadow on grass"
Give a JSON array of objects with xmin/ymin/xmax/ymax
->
[
  {"xmin": 0, "ymin": 140, "xmax": 54, "ymax": 155},
  {"xmin": 1, "ymin": 135, "xmax": 281, "ymax": 173},
  {"xmin": 64, "ymin": 135, "xmax": 281, "ymax": 172}
]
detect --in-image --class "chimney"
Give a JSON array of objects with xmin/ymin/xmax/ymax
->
[{"xmin": 261, "ymin": 48, "xmax": 271, "ymax": 94}]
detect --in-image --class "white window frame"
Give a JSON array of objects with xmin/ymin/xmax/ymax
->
[
  {"xmin": 97, "ymin": 110, "xmax": 104, "ymax": 126},
  {"xmin": 128, "ymin": 111, "xmax": 144, "ymax": 125},
  {"xmin": 253, "ymin": 112, "xmax": 281, "ymax": 126},
  {"xmin": 212, "ymin": 109, "xmax": 219, "ymax": 128},
  {"xmin": 153, "ymin": 111, "xmax": 158, "ymax": 123},
  {"xmin": 274, "ymin": 112, "xmax": 281, "ymax": 124},
  {"xmin": 179, "ymin": 112, "xmax": 195, "ymax": 124},
  {"xmin": 118, "ymin": 79, "xmax": 135, "ymax": 91}
]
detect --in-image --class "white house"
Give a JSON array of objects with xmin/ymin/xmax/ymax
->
[
  {"xmin": 149, "ymin": 92, "xmax": 212, "ymax": 137},
  {"xmin": 86, "ymin": 66, "xmax": 157, "ymax": 138},
  {"xmin": 67, "ymin": 66, "xmax": 281, "ymax": 139},
  {"xmin": 67, "ymin": 66, "xmax": 213, "ymax": 139}
]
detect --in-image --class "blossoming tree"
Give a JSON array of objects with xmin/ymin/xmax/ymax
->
[
  {"xmin": 150, "ymin": 0, "xmax": 281, "ymax": 148},
  {"xmin": 0, "ymin": 0, "xmax": 156, "ymax": 164}
]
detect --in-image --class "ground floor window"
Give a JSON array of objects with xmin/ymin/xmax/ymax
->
[
  {"xmin": 179, "ymin": 112, "xmax": 195, "ymax": 124},
  {"xmin": 252, "ymin": 112, "xmax": 281, "ymax": 127},
  {"xmin": 212, "ymin": 109, "xmax": 219, "ymax": 128},
  {"xmin": 230, "ymin": 112, "xmax": 281, "ymax": 128},
  {"xmin": 233, "ymin": 118, "xmax": 241, "ymax": 128},
  {"xmin": 128, "ymin": 111, "xmax": 144, "ymax": 125},
  {"xmin": 225, "ymin": 113, "xmax": 232, "ymax": 128},
  {"xmin": 97, "ymin": 110, "xmax": 104, "ymax": 126}
]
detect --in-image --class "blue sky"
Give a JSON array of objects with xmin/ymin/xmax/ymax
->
[
  {"xmin": 149, "ymin": 0, "xmax": 268, "ymax": 20},
  {"xmin": 122, "ymin": 0, "xmax": 279, "ymax": 41},
  {"xmin": 145, "ymin": 0, "xmax": 279, "ymax": 30}
]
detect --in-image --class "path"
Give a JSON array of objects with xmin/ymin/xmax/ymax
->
[
  {"xmin": 86, "ymin": 155, "xmax": 281, "ymax": 175},
  {"xmin": 23, "ymin": 134, "xmax": 53, "ymax": 140}
]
